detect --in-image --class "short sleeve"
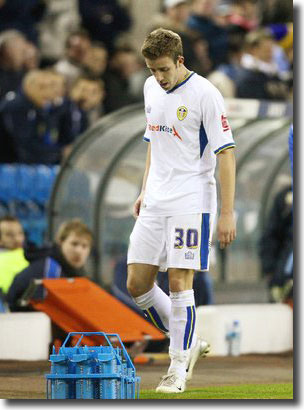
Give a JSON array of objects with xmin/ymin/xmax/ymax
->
[
  {"xmin": 143, "ymin": 123, "xmax": 150, "ymax": 142},
  {"xmin": 201, "ymin": 85, "xmax": 235, "ymax": 155},
  {"xmin": 143, "ymin": 79, "xmax": 151, "ymax": 142}
]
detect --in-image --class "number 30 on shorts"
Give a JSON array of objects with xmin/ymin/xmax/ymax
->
[{"xmin": 174, "ymin": 228, "xmax": 198, "ymax": 249}]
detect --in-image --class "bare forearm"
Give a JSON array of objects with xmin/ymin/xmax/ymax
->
[
  {"xmin": 217, "ymin": 148, "xmax": 236, "ymax": 248},
  {"xmin": 141, "ymin": 143, "xmax": 151, "ymax": 194},
  {"xmin": 218, "ymin": 149, "xmax": 236, "ymax": 214},
  {"xmin": 133, "ymin": 143, "xmax": 151, "ymax": 217}
]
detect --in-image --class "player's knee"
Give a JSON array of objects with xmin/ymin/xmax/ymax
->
[
  {"xmin": 126, "ymin": 276, "xmax": 145, "ymax": 298},
  {"xmin": 126, "ymin": 278, "xmax": 136, "ymax": 297},
  {"xmin": 169, "ymin": 269, "xmax": 194, "ymax": 292},
  {"xmin": 169, "ymin": 277, "xmax": 186, "ymax": 293}
]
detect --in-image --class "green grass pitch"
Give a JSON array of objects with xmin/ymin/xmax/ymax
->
[{"xmin": 139, "ymin": 383, "xmax": 293, "ymax": 399}]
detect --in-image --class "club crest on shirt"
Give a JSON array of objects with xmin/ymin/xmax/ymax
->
[{"xmin": 177, "ymin": 105, "xmax": 188, "ymax": 121}]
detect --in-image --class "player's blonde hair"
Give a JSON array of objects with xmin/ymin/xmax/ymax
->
[
  {"xmin": 141, "ymin": 28, "xmax": 183, "ymax": 63},
  {"xmin": 55, "ymin": 219, "xmax": 93, "ymax": 245}
]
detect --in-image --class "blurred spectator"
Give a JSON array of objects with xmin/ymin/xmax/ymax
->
[
  {"xmin": 0, "ymin": 216, "xmax": 29, "ymax": 295},
  {"xmin": 190, "ymin": 34, "xmax": 212, "ymax": 76},
  {"xmin": 37, "ymin": 0, "xmax": 81, "ymax": 66},
  {"xmin": 163, "ymin": 0, "xmax": 192, "ymax": 29},
  {"xmin": 7, "ymin": 218, "xmax": 93, "ymax": 311},
  {"xmin": 54, "ymin": 29, "xmax": 92, "ymax": 88},
  {"xmin": 0, "ymin": 30, "xmax": 28, "ymax": 99},
  {"xmin": 187, "ymin": 0, "xmax": 229, "ymax": 68},
  {"xmin": 0, "ymin": 29, "xmax": 41, "ymax": 98},
  {"xmin": 69, "ymin": 75, "xmax": 105, "ymax": 128},
  {"xmin": 258, "ymin": 185, "xmax": 293, "ymax": 303},
  {"xmin": 78, "ymin": 0, "xmax": 132, "ymax": 52},
  {"xmin": 0, "ymin": 70, "xmax": 79, "ymax": 164},
  {"xmin": 207, "ymin": 25, "xmax": 246, "ymax": 97},
  {"xmin": 149, "ymin": 1, "xmax": 192, "ymax": 45},
  {"xmin": 226, "ymin": 0, "xmax": 259, "ymax": 32},
  {"xmin": 149, "ymin": 0, "xmax": 211, "ymax": 75},
  {"xmin": 268, "ymin": 23, "xmax": 293, "ymax": 84},
  {"xmin": 23, "ymin": 40, "xmax": 41, "ymax": 70},
  {"xmin": 82, "ymin": 43, "xmax": 109, "ymax": 78},
  {"xmin": 104, "ymin": 46, "xmax": 144, "ymax": 113},
  {"xmin": 0, "ymin": 0, "xmax": 45, "ymax": 45},
  {"xmin": 260, "ymin": 0, "xmax": 293, "ymax": 25},
  {"xmin": 0, "ymin": 30, "xmax": 41, "ymax": 99},
  {"xmin": 236, "ymin": 28, "xmax": 290, "ymax": 100},
  {"xmin": 46, "ymin": 70, "xmax": 67, "ymax": 106},
  {"xmin": 0, "ymin": 215, "xmax": 25, "ymax": 251}
]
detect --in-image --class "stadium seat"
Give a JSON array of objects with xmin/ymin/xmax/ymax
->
[
  {"xmin": 0, "ymin": 165, "xmax": 18, "ymax": 204},
  {"xmin": 16, "ymin": 165, "xmax": 36, "ymax": 202},
  {"xmin": 0, "ymin": 164, "xmax": 59, "ymax": 245},
  {"xmin": 0, "ymin": 202, "xmax": 9, "ymax": 217},
  {"xmin": 25, "ymin": 217, "xmax": 48, "ymax": 245},
  {"xmin": 34, "ymin": 165, "xmax": 58, "ymax": 206}
]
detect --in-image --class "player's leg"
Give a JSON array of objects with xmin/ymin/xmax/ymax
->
[
  {"xmin": 156, "ymin": 267, "xmax": 194, "ymax": 393},
  {"xmin": 127, "ymin": 216, "xmax": 171, "ymax": 334},
  {"xmin": 127, "ymin": 263, "xmax": 158, "ymax": 298},
  {"xmin": 156, "ymin": 214, "xmax": 212, "ymax": 393},
  {"xmin": 127, "ymin": 263, "xmax": 170, "ymax": 333},
  {"xmin": 168, "ymin": 268, "xmax": 196, "ymax": 374},
  {"xmin": 182, "ymin": 214, "xmax": 214, "ymax": 381}
]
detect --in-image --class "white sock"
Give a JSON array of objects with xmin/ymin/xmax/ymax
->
[
  {"xmin": 168, "ymin": 290, "xmax": 196, "ymax": 379},
  {"xmin": 133, "ymin": 283, "xmax": 171, "ymax": 334}
]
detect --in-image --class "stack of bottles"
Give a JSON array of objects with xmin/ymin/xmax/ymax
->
[{"xmin": 45, "ymin": 332, "xmax": 140, "ymax": 399}]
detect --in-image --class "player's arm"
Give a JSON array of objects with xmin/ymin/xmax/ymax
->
[
  {"xmin": 133, "ymin": 142, "xmax": 151, "ymax": 218},
  {"xmin": 217, "ymin": 147, "xmax": 236, "ymax": 249}
]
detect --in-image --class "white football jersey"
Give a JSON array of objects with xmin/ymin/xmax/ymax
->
[{"xmin": 140, "ymin": 71, "xmax": 235, "ymax": 216}]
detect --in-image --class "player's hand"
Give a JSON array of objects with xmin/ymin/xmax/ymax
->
[
  {"xmin": 133, "ymin": 193, "xmax": 144, "ymax": 219},
  {"xmin": 217, "ymin": 212, "xmax": 236, "ymax": 249}
]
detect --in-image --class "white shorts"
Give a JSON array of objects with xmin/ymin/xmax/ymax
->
[{"xmin": 127, "ymin": 213, "xmax": 214, "ymax": 272}]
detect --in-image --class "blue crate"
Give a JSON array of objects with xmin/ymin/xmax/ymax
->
[{"xmin": 45, "ymin": 332, "xmax": 140, "ymax": 399}]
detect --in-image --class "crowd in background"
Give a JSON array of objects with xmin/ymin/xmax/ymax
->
[{"xmin": 0, "ymin": 0, "xmax": 293, "ymax": 165}]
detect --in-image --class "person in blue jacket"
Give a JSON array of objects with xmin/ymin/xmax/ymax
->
[
  {"xmin": 0, "ymin": 70, "xmax": 85, "ymax": 164},
  {"xmin": 7, "ymin": 219, "xmax": 93, "ymax": 311}
]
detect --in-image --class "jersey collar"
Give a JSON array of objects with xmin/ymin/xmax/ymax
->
[{"xmin": 166, "ymin": 71, "xmax": 195, "ymax": 94}]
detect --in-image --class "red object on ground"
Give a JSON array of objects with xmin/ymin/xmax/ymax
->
[
  {"xmin": 133, "ymin": 355, "xmax": 152, "ymax": 365},
  {"xmin": 31, "ymin": 277, "xmax": 165, "ymax": 346}
]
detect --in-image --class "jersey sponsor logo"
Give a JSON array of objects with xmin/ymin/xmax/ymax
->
[
  {"xmin": 172, "ymin": 125, "xmax": 182, "ymax": 140},
  {"xmin": 148, "ymin": 123, "xmax": 183, "ymax": 141},
  {"xmin": 221, "ymin": 114, "xmax": 230, "ymax": 132},
  {"xmin": 177, "ymin": 105, "xmax": 188, "ymax": 121}
]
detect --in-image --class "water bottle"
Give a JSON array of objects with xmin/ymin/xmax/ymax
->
[{"xmin": 226, "ymin": 320, "xmax": 241, "ymax": 356}]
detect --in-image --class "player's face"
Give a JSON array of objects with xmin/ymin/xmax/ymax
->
[
  {"xmin": 145, "ymin": 55, "xmax": 184, "ymax": 91},
  {"xmin": 60, "ymin": 232, "xmax": 91, "ymax": 269}
]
